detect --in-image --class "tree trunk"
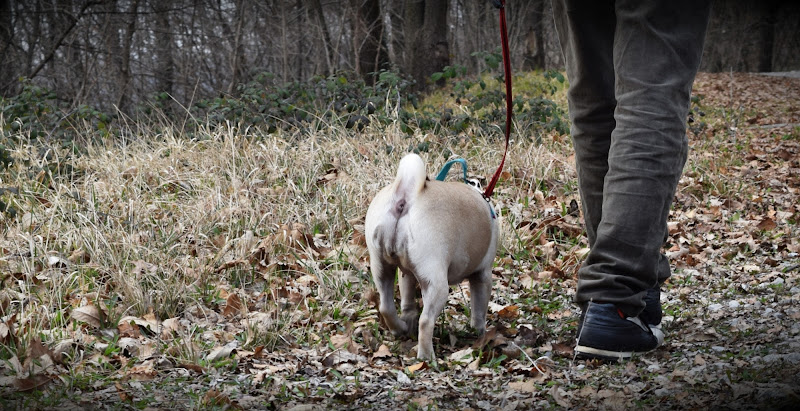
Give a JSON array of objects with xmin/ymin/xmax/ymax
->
[
  {"xmin": 295, "ymin": 0, "xmax": 306, "ymax": 81},
  {"xmin": 0, "ymin": 0, "xmax": 14, "ymax": 94},
  {"xmin": 228, "ymin": 0, "xmax": 248, "ymax": 93},
  {"xmin": 280, "ymin": 0, "xmax": 289, "ymax": 82},
  {"xmin": 352, "ymin": 0, "xmax": 387, "ymax": 84},
  {"xmin": 310, "ymin": 0, "xmax": 333, "ymax": 75},
  {"xmin": 152, "ymin": 2, "xmax": 174, "ymax": 95},
  {"xmin": 522, "ymin": 0, "xmax": 545, "ymax": 71},
  {"xmin": 757, "ymin": 0, "xmax": 778, "ymax": 72},
  {"xmin": 379, "ymin": 0, "xmax": 397, "ymax": 68},
  {"xmin": 404, "ymin": 0, "xmax": 449, "ymax": 91},
  {"xmin": 116, "ymin": 0, "xmax": 138, "ymax": 111}
]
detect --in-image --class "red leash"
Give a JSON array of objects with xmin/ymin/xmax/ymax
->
[{"xmin": 483, "ymin": 0, "xmax": 513, "ymax": 199}]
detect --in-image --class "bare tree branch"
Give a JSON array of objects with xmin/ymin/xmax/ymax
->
[{"xmin": 27, "ymin": 0, "xmax": 100, "ymax": 80}]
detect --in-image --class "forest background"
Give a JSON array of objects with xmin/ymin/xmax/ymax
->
[{"xmin": 1, "ymin": 0, "xmax": 799, "ymax": 116}]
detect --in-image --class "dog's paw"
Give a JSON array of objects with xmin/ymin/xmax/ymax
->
[
  {"xmin": 471, "ymin": 321, "xmax": 487, "ymax": 336},
  {"xmin": 400, "ymin": 312, "xmax": 419, "ymax": 337},
  {"xmin": 415, "ymin": 342, "xmax": 435, "ymax": 361},
  {"xmin": 389, "ymin": 326, "xmax": 408, "ymax": 338}
]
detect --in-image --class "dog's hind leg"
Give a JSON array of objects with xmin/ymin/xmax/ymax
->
[
  {"xmin": 468, "ymin": 268, "xmax": 492, "ymax": 335},
  {"xmin": 371, "ymin": 257, "xmax": 408, "ymax": 336},
  {"xmin": 398, "ymin": 268, "xmax": 420, "ymax": 335},
  {"xmin": 416, "ymin": 273, "xmax": 449, "ymax": 360}
]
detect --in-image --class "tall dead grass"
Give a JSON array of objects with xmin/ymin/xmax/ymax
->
[{"xmin": 0, "ymin": 113, "xmax": 573, "ymax": 365}]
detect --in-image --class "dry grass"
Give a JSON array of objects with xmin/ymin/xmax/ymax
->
[
  {"xmin": 4, "ymin": 72, "xmax": 795, "ymax": 409},
  {"xmin": 0, "ymin": 106, "xmax": 574, "ymax": 389}
]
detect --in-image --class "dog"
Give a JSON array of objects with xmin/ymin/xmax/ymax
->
[{"xmin": 365, "ymin": 153, "xmax": 499, "ymax": 360}]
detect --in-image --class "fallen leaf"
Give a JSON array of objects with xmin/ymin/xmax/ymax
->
[
  {"xmin": 449, "ymin": 347, "xmax": 474, "ymax": 362},
  {"xmin": 274, "ymin": 223, "xmax": 318, "ymax": 252},
  {"xmin": 351, "ymin": 229, "xmax": 367, "ymax": 246},
  {"xmin": 46, "ymin": 255, "xmax": 69, "ymax": 268},
  {"xmin": 203, "ymin": 389, "xmax": 232, "ymax": 407},
  {"xmin": 775, "ymin": 148, "xmax": 792, "ymax": 161},
  {"xmin": 498, "ymin": 305, "xmax": 519, "ymax": 320},
  {"xmin": 295, "ymin": 274, "xmax": 318, "ymax": 286},
  {"xmin": 322, "ymin": 350, "xmax": 366, "ymax": 367},
  {"xmin": 222, "ymin": 293, "xmax": 244, "ymax": 317},
  {"xmin": 508, "ymin": 379, "xmax": 539, "ymax": 393},
  {"xmin": 67, "ymin": 248, "xmax": 91, "ymax": 263},
  {"xmin": 7, "ymin": 355, "xmax": 23, "ymax": 374},
  {"xmin": 330, "ymin": 334, "xmax": 352, "ymax": 350},
  {"xmin": 756, "ymin": 217, "xmax": 777, "ymax": 231},
  {"xmin": 549, "ymin": 385, "xmax": 571, "ymax": 408},
  {"xmin": 207, "ymin": 341, "xmax": 239, "ymax": 362},
  {"xmin": 178, "ymin": 363, "xmax": 205, "ymax": 373},
  {"xmin": 538, "ymin": 271, "xmax": 554, "ymax": 281},
  {"xmin": 118, "ymin": 337, "xmax": 141, "ymax": 357},
  {"xmin": 357, "ymin": 145, "xmax": 372, "ymax": 159},
  {"xmin": 127, "ymin": 359, "xmax": 157, "ymax": 381},
  {"xmin": 132, "ymin": 260, "xmax": 157, "ymax": 277},
  {"xmin": 71, "ymin": 304, "xmax": 104, "ymax": 328},
  {"xmin": 118, "ymin": 321, "xmax": 141, "ymax": 338},
  {"xmin": 161, "ymin": 317, "xmax": 182, "ymax": 339},
  {"xmin": 514, "ymin": 325, "xmax": 543, "ymax": 347},
  {"xmin": 251, "ymin": 370, "xmax": 269, "ymax": 386},
  {"xmin": 694, "ymin": 354, "xmax": 706, "ymax": 366},
  {"xmin": 51, "ymin": 339, "xmax": 76, "ymax": 363},
  {"xmin": 0, "ymin": 320, "xmax": 12, "ymax": 345},
  {"xmin": 115, "ymin": 381, "xmax": 132, "ymax": 402},
  {"xmin": 13, "ymin": 375, "xmax": 52, "ymax": 392},
  {"xmin": 406, "ymin": 361, "xmax": 427, "ymax": 373},
  {"xmin": 372, "ymin": 344, "xmax": 392, "ymax": 360},
  {"xmin": 25, "ymin": 337, "xmax": 53, "ymax": 362},
  {"xmin": 360, "ymin": 327, "xmax": 379, "ymax": 351},
  {"xmin": 501, "ymin": 342, "xmax": 522, "ymax": 359},
  {"xmin": 0, "ymin": 376, "xmax": 15, "ymax": 387},
  {"xmin": 468, "ymin": 357, "xmax": 481, "ymax": 370},
  {"xmin": 118, "ymin": 315, "xmax": 160, "ymax": 336},
  {"xmin": 552, "ymin": 342, "xmax": 574, "ymax": 357},
  {"xmin": 215, "ymin": 259, "xmax": 248, "ymax": 273}
]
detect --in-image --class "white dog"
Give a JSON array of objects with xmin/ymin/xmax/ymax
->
[{"xmin": 365, "ymin": 153, "xmax": 499, "ymax": 359}]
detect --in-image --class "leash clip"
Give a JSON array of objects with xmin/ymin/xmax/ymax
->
[
  {"xmin": 481, "ymin": 188, "xmax": 497, "ymax": 219},
  {"xmin": 491, "ymin": 0, "xmax": 504, "ymax": 9},
  {"xmin": 466, "ymin": 178, "xmax": 483, "ymax": 191}
]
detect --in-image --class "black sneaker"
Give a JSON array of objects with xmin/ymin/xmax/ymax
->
[
  {"xmin": 640, "ymin": 287, "xmax": 662, "ymax": 327},
  {"xmin": 577, "ymin": 287, "xmax": 663, "ymax": 333},
  {"xmin": 575, "ymin": 301, "xmax": 665, "ymax": 361}
]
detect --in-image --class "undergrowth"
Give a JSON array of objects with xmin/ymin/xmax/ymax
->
[{"xmin": 0, "ymin": 63, "xmax": 575, "ymax": 406}]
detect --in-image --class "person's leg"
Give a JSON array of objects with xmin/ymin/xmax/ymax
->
[
  {"xmin": 576, "ymin": 0, "xmax": 710, "ymax": 317},
  {"xmin": 551, "ymin": 0, "xmax": 616, "ymax": 251}
]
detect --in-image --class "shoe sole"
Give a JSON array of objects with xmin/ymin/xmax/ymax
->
[
  {"xmin": 575, "ymin": 325, "xmax": 665, "ymax": 361},
  {"xmin": 574, "ymin": 345, "xmax": 633, "ymax": 361}
]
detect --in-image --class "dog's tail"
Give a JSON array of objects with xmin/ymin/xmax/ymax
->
[{"xmin": 391, "ymin": 153, "xmax": 427, "ymax": 218}]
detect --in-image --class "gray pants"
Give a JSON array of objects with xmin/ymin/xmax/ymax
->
[{"xmin": 552, "ymin": 0, "xmax": 710, "ymax": 316}]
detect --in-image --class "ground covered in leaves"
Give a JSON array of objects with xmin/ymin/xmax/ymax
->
[{"xmin": 1, "ymin": 72, "xmax": 799, "ymax": 409}]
